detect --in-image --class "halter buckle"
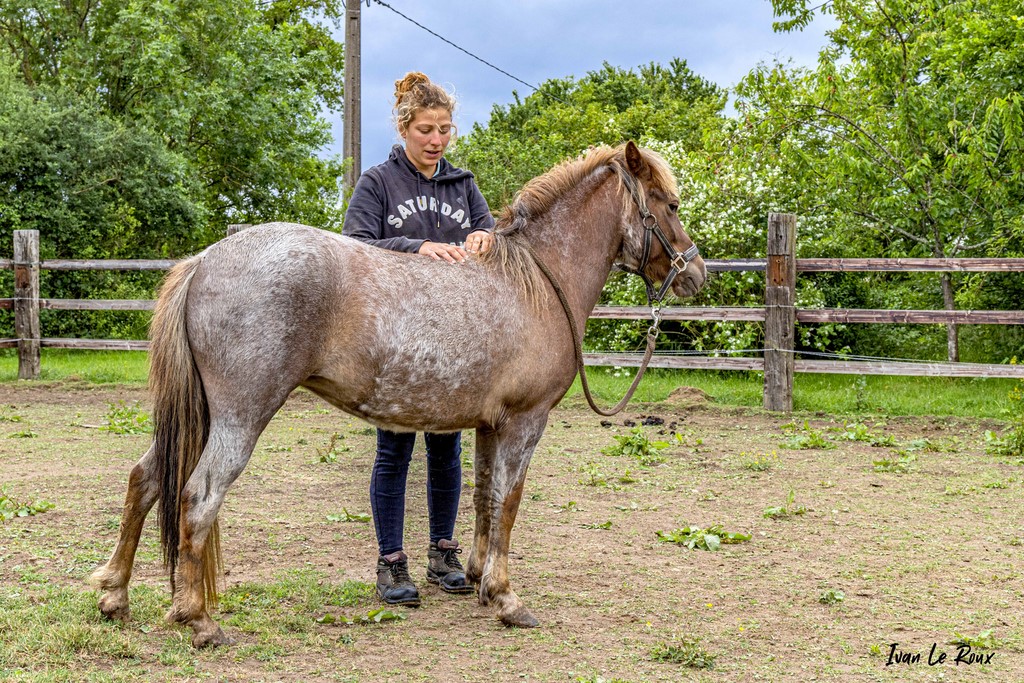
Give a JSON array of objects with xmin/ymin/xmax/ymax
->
[{"xmin": 669, "ymin": 252, "xmax": 688, "ymax": 271}]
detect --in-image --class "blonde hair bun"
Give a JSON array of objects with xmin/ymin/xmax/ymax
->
[{"xmin": 394, "ymin": 71, "xmax": 431, "ymax": 102}]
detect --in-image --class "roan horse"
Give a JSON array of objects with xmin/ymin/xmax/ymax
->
[{"xmin": 89, "ymin": 141, "xmax": 706, "ymax": 647}]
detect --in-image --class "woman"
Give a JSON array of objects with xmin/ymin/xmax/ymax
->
[{"xmin": 342, "ymin": 72, "xmax": 495, "ymax": 606}]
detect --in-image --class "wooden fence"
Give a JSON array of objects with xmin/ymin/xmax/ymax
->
[{"xmin": 4, "ymin": 216, "xmax": 1024, "ymax": 411}]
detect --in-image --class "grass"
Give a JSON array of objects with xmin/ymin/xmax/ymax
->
[
  {"xmin": 0, "ymin": 570, "xmax": 377, "ymax": 681},
  {"xmin": 0, "ymin": 349, "xmax": 149, "ymax": 385},
  {"xmin": 0, "ymin": 350, "xmax": 1017, "ymax": 418},
  {"xmin": 565, "ymin": 367, "xmax": 1017, "ymax": 418}
]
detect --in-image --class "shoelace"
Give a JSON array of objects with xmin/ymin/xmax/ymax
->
[
  {"xmin": 442, "ymin": 547, "xmax": 464, "ymax": 572},
  {"xmin": 389, "ymin": 562, "xmax": 414, "ymax": 585}
]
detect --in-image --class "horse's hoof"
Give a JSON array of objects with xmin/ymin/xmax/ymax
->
[
  {"xmin": 192, "ymin": 627, "xmax": 234, "ymax": 649},
  {"xmin": 499, "ymin": 606, "xmax": 539, "ymax": 628},
  {"xmin": 98, "ymin": 593, "xmax": 131, "ymax": 622}
]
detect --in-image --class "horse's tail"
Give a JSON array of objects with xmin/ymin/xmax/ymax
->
[{"xmin": 150, "ymin": 253, "xmax": 221, "ymax": 607}]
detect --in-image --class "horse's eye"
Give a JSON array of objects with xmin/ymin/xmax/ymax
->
[{"xmin": 668, "ymin": 203, "xmax": 679, "ymax": 213}]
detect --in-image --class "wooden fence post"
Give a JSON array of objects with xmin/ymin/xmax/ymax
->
[
  {"xmin": 764, "ymin": 213, "xmax": 797, "ymax": 412},
  {"xmin": 14, "ymin": 230, "xmax": 41, "ymax": 380},
  {"xmin": 226, "ymin": 223, "xmax": 252, "ymax": 237}
]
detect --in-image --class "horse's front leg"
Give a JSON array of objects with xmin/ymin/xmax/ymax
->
[
  {"xmin": 478, "ymin": 411, "xmax": 548, "ymax": 628},
  {"xmin": 467, "ymin": 425, "xmax": 497, "ymax": 587},
  {"xmin": 89, "ymin": 445, "xmax": 161, "ymax": 621}
]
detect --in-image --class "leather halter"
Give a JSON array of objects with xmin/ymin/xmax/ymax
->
[{"xmin": 615, "ymin": 167, "xmax": 700, "ymax": 304}]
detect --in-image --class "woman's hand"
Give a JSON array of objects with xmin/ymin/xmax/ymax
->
[
  {"xmin": 418, "ymin": 241, "xmax": 468, "ymax": 263},
  {"xmin": 464, "ymin": 230, "xmax": 494, "ymax": 255},
  {"xmin": 418, "ymin": 230, "xmax": 494, "ymax": 263}
]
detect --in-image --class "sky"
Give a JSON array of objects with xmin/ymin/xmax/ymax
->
[{"xmin": 330, "ymin": 1, "xmax": 836, "ymax": 172}]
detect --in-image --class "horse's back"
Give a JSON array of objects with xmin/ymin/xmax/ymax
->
[{"xmin": 178, "ymin": 222, "xmax": 567, "ymax": 431}]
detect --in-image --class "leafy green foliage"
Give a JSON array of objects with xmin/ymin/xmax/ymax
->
[
  {"xmin": 835, "ymin": 422, "xmax": 896, "ymax": 447},
  {"xmin": 738, "ymin": 450, "xmax": 779, "ymax": 472},
  {"xmin": 951, "ymin": 629, "xmax": 999, "ymax": 650},
  {"xmin": 650, "ymin": 635, "xmax": 717, "ymax": 668},
  {"xmin": 581, "ymin": 520, "xmax": 613, "ymax": 530},
  {"xmin": 819, "ymin": 589, "xmax": 845, "ymax": 605},
  {"xmin": 0, "ymin": 1, "xmax": 347, "ymax": 339},
  {"xmin": 602, "ymin": 427, "xmax": 669, "ymax": 466},
  {"xmin": 656, "ymin": 525, "xmax": 751, "ymax": 551},
  {"xmin": 325, "ymin": 509, "xmax": 370, "ymax": 524},
  {"xmin": 454, "ymin": 59, "xmax": 724, "ymax": 209},
  {"xmin": 763, "ymin": 489, "xmax": 807, "ymax": 519},
  {"xmin": 315, "ymin": 608, "xmax": 406, "ymax": 626},
  {"xmin": 0, "ymin": 487, "xmax": 54, "ymax": 521},
  {"xmin": 100, "ymin": 401, "xmax": 151, "ymax": 435},
  {"xmin": 746, "ymin": 0, "xmax": 1024, "ymax": 362},
  {"xmin": 0, "ymin": 64, "xmax": 202, "ymax": 339},
  {"xmin": 318, "ymin": 433, "xmax": 350, "ymax": 463},
  {"xmin": 578, "ymin": 462, "xmax": 609, "ymax": 487},
  {"xmin": 873, "ymin": 452, "xmax": 917, "ymax": 474},
  {"xmin": 780, "ymin": 421, "xmax": 834, "ymax": 450}
]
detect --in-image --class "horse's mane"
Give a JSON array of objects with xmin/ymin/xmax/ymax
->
[{"xmin": 477, "ymin": 143, "xmax": 678, "ymax": 307}]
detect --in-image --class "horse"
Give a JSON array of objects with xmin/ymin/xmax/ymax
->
[{"xmin": 89, "ymin": 141, "xmax": 707, "ymax": 647}]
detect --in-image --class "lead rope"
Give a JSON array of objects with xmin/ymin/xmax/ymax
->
[{"xmin": 524, "ymin": 242, "xmax": 661, "ymax": 417}]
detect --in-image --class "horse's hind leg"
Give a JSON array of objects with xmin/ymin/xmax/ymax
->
[
  {"xmin": 89, "ymin": 444, "xmax": 161, "ymax": 621},
  {"xmin": 165, "ymin": 419, "xmax": 263, "ymax": 648},
  {"xmin": 478, "ymin": 411, "xmax": 548, "ymax": 628},
  {"xmin": 467, "ymin": 425, "xmax": 497, "ymax": 587}
]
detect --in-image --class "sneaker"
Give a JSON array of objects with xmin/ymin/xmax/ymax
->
[
  {"xmin": 426, "ymin": 539, "xmax": 473, "ymax": 594},
  {"xmin": 376, "ymin": 551, "xmax": 421, "ymax": 606}
]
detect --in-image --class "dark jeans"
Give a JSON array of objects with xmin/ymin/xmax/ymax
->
[{"xmin": 370, "ymin": 428, "xmax": 462, "ymax": 556}]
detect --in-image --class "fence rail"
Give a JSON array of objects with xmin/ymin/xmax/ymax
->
[{"xmin": 5, "ymin": 219, "xmax": 1024, "ymax": 408}]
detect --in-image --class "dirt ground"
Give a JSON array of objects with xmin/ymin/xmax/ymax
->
[{"xmin": 1, "ymin": 382, "xmax": 1022, "ymax": 682}]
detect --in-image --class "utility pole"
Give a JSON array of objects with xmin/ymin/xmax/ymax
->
[{"xmin": 343, "ymin": 0, "xmax": 362, "ymax": 191}]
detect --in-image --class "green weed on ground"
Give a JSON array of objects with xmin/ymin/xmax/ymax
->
[
  {"xmin": 0, "ymin": 492, "xmax": 53, "ymax": 522},
  {"xmin": 655, "ymin": 525, "xmax": 751, "ymax": 551}
]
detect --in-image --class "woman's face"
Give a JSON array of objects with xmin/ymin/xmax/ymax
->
[{"xmin": 402, "ymin": 107, "xmax": 454, "ymax": 177}]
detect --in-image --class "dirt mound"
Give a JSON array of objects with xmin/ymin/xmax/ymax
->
[{"xmin": 664, "ymin": 385, "xmax": 713, "ymax": 406}]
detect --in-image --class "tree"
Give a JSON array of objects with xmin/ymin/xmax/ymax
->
[
  {"xmin": 453, "ymin": 59, "xmax": 726, "ymax": 209},
  {"xmin": 0, "ymin": 0, "xmax": 347, "ymax": 236},
  {"xmin": 740, "ymin": 0, "xmax": 1024, "ymax": 361},
  {"xmin": 0, "ymin": 1, "xmax": 348, "ymax": 340},
  {"xmin": 0, "ymin": 61, "xmax": 206, "ymax": 338}
]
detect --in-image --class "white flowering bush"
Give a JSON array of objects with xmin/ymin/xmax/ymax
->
[{"xmin": 587, "ymin": 125, "xmax": 851, "ymax": 354}]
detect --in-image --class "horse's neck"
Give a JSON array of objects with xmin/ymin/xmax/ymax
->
[{"xmin": 526, "ymin": 172, "xmax": 623, "ymax": 322}]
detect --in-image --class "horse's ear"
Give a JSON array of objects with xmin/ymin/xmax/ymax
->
[{"xmin": 624, "ymin": 141, "xmax": 648, "ymax": 179}]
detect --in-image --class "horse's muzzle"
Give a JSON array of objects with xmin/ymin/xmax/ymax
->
[{"xmin": 671, "ymin": 256, "xmax": 707, "ymax": 299}]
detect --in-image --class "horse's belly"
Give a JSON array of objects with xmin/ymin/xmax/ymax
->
[{"xmin": 355, "ymin": 366, "xmax": 492, "ymax": 432}]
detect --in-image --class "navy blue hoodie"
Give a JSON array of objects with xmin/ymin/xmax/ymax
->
[{"xmin": 342, "ymin": 144, "xmax": 495, "ymax": 253}]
